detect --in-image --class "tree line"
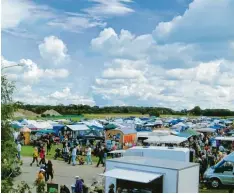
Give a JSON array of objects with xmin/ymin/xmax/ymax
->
[{"xmin": 16, "ymin": 103, "xmax": 234, "ymax": 117}]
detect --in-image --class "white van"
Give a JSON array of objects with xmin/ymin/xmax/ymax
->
[
  {"xmin": 203, "ymin": 152, "xmax": 234, "ymax": 189},
  {"xmin": 124, "ymin": 146, "xmax": 190, "ymax": 162}
]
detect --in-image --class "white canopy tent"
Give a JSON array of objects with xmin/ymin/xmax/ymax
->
[
  {"xmin": 109, "ymin": 150, "xmax": 126, "ymax": 154},
  {"xmin": 194, "ymin": 128, "xmax": 216, "ymax": 133},
  {"xmin": 28, "ymin": 121, "xmax": 53, "ymax": 130},
  {"xmin": 215, "ymin": 136, "xmax": 234, "ymax": 141},
  {"xmin": 144, "ymin": 135, "xmax": 187, "ymax": 144},
  {"xmin": 66, "ymin": 124, "xmax": 89, "ymax": 131},
  {"xmin": 101, "ymin": 168, "xmax": 162, "ymax": 183}
]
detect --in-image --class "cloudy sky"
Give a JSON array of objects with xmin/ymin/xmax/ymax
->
[{"xmin": 1, "ymin": 0, "xmax": 234, "ymax": 110}]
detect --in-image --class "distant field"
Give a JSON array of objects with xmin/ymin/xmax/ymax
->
[{"xmin": 14, "ymin": 113, "xmax": 233, "ymax": 121}]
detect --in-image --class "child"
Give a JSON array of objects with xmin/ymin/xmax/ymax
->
[
  {"xmin": 30, "ymin": 147, "xmax": 39, "ymax": 167},
  {"xmin": 78, "ymin": 156, "xmax": 84, "ymax": 165}
]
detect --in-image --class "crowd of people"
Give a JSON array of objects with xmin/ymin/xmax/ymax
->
[
  {"xmin": 15, "ymin": 125, "xmax": 233, "ymax": 193},
  {"xmin": 181, "ymin": 130, "xmax": 234, "ymax": 182}
]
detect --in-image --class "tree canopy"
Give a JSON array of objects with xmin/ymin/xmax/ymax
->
[{"xmin": 15, "ymin": 103, "xmax": 234, "ymax": 117}]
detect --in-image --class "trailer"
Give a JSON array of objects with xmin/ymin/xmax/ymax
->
[
  {"xmin": 102, "ymin": 156, "xmax": 199, "ymax": 193},
  {"xmin": 124, "ymin": 146, "xmax": 190, "ymax": 162}
]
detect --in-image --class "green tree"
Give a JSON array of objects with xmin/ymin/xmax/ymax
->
[
  {"xmin": 149, "ymin": 110, "xmax": 160, "ymax": 117},
  {"xmin": 1, "ymin": 75, "xmax": 22, "ymax": 192},
  {"xmin": 191, "ymin": 106, "xmax": 202, "ymax": 116}
]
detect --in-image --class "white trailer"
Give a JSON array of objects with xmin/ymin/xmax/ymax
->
[
  {"xmin": 102, "ymin": 156, "xmax": 199, "ymax": 193},
  {"xmin": 124, "ymin": 146, "xmax": 190, "ymax": 162}
]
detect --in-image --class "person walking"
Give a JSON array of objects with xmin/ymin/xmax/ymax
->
[
  {"xmin": 96, "ymin": 147, "xmax": 105, "ymax": 167},
  {"xmin": 71, "ymin": 146, "xmax": 77, "ymax": 166},
  {"xmin": 39, "ymin": 147, "xmax": 46, "ymax": 165},
  {"xmin": 46, "ymin": 160, "xmax": 54, "ymax": 183},
  {"xmin": 17, "ymin": 142, "xmax": 22, "ymax": 160},
  {"xmin": 68, "ymin": 146, "xmax": 73, "ymax": 164},
  {"xmin": 30, "ymin": 147, "xmax": 39, "ymax": 167},
  {"xmin": 86, "ymin": 146, "xmax": 92, "ymax": 165},
  {"xmin": 47, "ymin": 140, "xmax": 51, "ymax": 155}
]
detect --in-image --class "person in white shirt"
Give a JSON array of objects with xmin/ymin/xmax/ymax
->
[
  {"xmin": 86, "ymin": 146, "xmax": 92, "ymax": 165},
  {"xmin": 17, "ymin": 142, "xmax": 22, "ymax": 160},
  {"xmin": 71, "ymin": 146, "xmax": 77, "ymax": 166}
]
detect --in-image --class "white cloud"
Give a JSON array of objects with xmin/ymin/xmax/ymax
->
[
  {"xmin": 2, "ymin": 57, "xmax": 69, "ymax": 84},
  {"xmin": 38, "ymin": 36, "xmax": 69, "ymax": 65},
  {"xmin": 91, "ymin": 28, "xmax": 197, "ymax": 68},
  {"xmin": 49, "ymin": 87, "xmax": 95, "ymax": 105},
  {"xmin": 1, "ymin": 0, "xmax": 35, "ymax": 29},
  {"xmin": 91, "ymin": 28, "xmax": 155, "ymax": 59},
  {"xmin": 93, "ymin": 58, "xmax": 234, "ymax": 110},
  {"xmin": 47, "ymin": 13, "xmax": 106, "ymax": 33},
  {"xmin": 1, "ymin": 0, "xmax": 52, "ymax": 30},
  {"xmin": 84, "ymin": 0, "xmax": 134, "ymax": 16},
  {"xmin": 153, "ymin": 0, "xmax": 234, "ymax": 43}
]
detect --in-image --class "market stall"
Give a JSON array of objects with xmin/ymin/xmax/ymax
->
[
  {"xmin": 102, "ymin": 156, "xmax": 199, "ymax": 193},
  {"xmin": 105, "ymin": 128, "xmax": 137, "ymax": 150}
]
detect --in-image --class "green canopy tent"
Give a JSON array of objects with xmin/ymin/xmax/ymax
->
[
  {"xmin": 177, "ymin": 128, "xmax": 200, "ymax": 138},
  {"xmin": 104, "ymin": 123, "xmax": 118, "ymax": 130}
]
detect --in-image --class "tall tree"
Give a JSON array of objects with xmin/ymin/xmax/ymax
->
[{"xmin": 1, "ymin": 75, "xmax": 20, "ymax": 192}]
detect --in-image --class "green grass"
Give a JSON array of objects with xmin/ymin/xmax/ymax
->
[{"xmin": 21, "ymin": 145, "xmax": 100, "ymax": 163}]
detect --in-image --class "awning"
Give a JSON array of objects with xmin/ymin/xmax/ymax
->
[
  {"xmin": 108, "ymin": 150, "xmax": 126, "ymax": 154},
  {"xmin": 215, "ymin": 136, "xmax": 234, "ymax": 141},
  {"xmin": 66, "ymin": 124, "xmax": 89, "ymax": 131},
  {"xmin": 101, "ymin": 168, "xmax": 162, "ymax": 183}
]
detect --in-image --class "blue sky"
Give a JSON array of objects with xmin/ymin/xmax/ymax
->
[{"xmin": 1, "ymin": 0, "xmax": 234, "ymax": 110}]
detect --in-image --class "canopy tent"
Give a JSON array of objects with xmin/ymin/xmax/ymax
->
[
  {"xmin": 52, "ymin": 124, "xmax": 64, "ymax": 136},
  {"xmin": 104, "ymin": 123, "xmax": 118, "ymax": 130},
  {"xmin": 228, "ymin": 130, "xmax": 234, "ymax": 135},
  {"xmin": 172, "ymin": 122, "xmax": 186, "ymax": 128},
  {"xmin": 175, "ymin": 129, "xmax": 200, "ymax": 138},
  {"xmin": 194, "ymin": 127, "xmax": 216, "ymax": 133},
  {"xmin": 66, "ymin": 124, "xmax": 89, "ymax": 131},
  {"xmin": 101, "ymin": 168, "xmax": 162, "ymax": 183},
  {"xmin": 108, "ymin": 150, "xmax": 126, "ymax": 154},
  {"xmin": 144, "ymin": 135, "xmax": 187, "ymax": 144},
  {"xmin": 34, "ymin": 129, "xmax": 55, "ymax": 134},
  {"xmin": 82, "ymin": 120, "xmax": 104, "ymax": 130},
  {"xmin": 27, "ymin": 121, "xmax": 53, "ymax": 130},
  {"xmin": 11, "ymin": 121, "xmax": 22, "ymax": 129},
  {"xmin": 215, "ymin": 136, "xmax": 234, "ymax": 141}
]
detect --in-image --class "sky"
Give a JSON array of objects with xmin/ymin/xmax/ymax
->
[{"xmin": 1, "ymin": 0, "xmax": 234, "ymax": 110}]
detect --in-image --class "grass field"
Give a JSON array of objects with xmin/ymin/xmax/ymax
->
[{"xmin": 21, "ymin": 145, "xmax": 100, "ymax": 163}]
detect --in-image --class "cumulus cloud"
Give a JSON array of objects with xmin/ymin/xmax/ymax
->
[
  {"xmin": 91, "ymin": 28, "xmax": 198, "ymax": 68},
  {"xmin": 49, "ymin": 87, "xmax": 95, "ymax": 105},
  {"xmin": 2, "ymin": 0, "xmax": 38, "ymax": 29},
  {"xmin": 38, "ymin": 36, "xmax": 69, "ymax": 65},
  {"xmin": 153, "ymin": 0, "xmax": 234, "ymax": 43},
  {"xmin": 2, "ymin": 57, "xmax": 69, "ymax": 84},
  {"xmin": 84, "ymin": 0, "xmax": 134, "ymax": 16},
  {"xmin": 92, "ymin": 58, "xmax": 234, "ymax": 110},
  {"xmin": 91, "ymin": 28, "xmax": 155, "ymax": 59}
]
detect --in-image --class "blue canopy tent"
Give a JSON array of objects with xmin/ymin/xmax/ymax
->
[
  {"xmin": 11, "ymin": 123, "xmax": 22, "ymax": 129},
  {"xmin": 34, "ymin": 129, "xmax": 55, "ymax": 134},
  {"xmin": 52, "ymin": 124, "xmax": 64, "ymax": 136},
  {"xmin": 210, "ymin": 124, "xmax": 225, "ymax": 130}
]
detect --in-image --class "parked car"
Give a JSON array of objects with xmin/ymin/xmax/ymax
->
[{"xmin": 203, "ymin": 152, "xmax": 234, "ymax": 189}]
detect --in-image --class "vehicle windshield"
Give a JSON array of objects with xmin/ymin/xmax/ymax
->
[{"xmin": 214, "ymin": 160, "xmax": 225, "ymax": 169}]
